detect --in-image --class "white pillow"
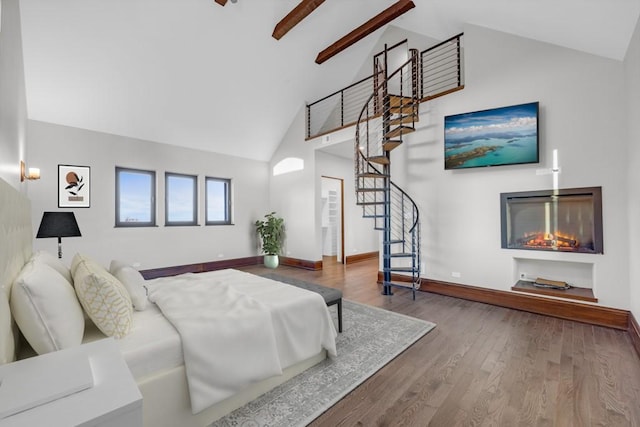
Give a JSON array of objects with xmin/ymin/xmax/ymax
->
[
  {"xmin": 10, "ymin": 261, "xmax": 85, "ymax": 355},
  {"xmin": 110, "ymin": 261, "xmax": 147, "ymax": 311},
  {"xmin": 73, "ymin": 255, "xmax": 133, "ymax": 339},
  {"xmin": 109, "ymin": 259, "xmax": 129, "ymax": 273},
  {"xmin": 32, "ymin": 250, "xmax": 72, "ymax": 284}
]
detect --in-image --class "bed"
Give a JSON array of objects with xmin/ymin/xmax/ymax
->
[{"xmin": 0, "ymin": 178, "xmax": 337, "ymax": 427}]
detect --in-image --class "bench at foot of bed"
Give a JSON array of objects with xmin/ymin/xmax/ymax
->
[{"xmin": 258, "ymin": 273, "xmax": 343, "ymax": 333}]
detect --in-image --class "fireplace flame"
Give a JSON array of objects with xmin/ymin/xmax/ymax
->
[{"xmin": 519, "ymin": 231, "xmax": 579, "ymax": 249}]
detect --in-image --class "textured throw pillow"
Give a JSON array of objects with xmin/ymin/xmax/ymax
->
[
  {"xmin": 10, "ymin": 261, "xmax": 85, "ymax": 355},
  {"xmin": 72, "ymin": 256, "xmax": 133, "ymax": 338},
  {"xmin": 110, "ymin": 260, "xmax": 148, "ymax": 311},
  {"xmin": 70, "ymin": 252, "xmax": 99, "ymax": 276},
  {"xmin": 70, "ymin": 252, "xmax": 83, "ymax": 276},
  {"xmin": 32, "ymin": 250, "xmax": 72, "ymax": 284}
]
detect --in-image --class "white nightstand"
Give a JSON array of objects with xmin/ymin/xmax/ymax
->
[{"xmin": 0, "ymin": 338, "xmax": 142, "ymax": 427}]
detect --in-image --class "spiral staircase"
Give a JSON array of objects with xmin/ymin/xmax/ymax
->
[{"xmin": 355, "ymin": 47, "xmax": 422, "ymax": 299}]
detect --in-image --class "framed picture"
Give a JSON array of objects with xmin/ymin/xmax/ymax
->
[{"xmin": 58, "ymin": 165, "xmax": 91, "ymax": 208}]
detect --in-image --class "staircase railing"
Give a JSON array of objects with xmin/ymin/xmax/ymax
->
[
  {"xmin": 306, "ymin": 71, "xmax": 382, "ymax": 140},
  {"xmin": 307, "ymin": 33, "xmax": 464, "ymax": 139},
  {"xmin": 420, "ymin": 32, "xmax": 464, "ymax": 100},
  {"xmin": 355, "ymin": 48, "xmax": 422, "ymax": 298}
]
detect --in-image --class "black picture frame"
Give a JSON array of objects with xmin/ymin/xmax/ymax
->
[{"xmin": 58, "ymin": 165, "xmax": 91, "ymax": 208}]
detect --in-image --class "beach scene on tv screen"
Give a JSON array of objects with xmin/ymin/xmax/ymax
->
[{"xmin": 444, "ymin": 102, "xmax": 538, "ymax": 169}]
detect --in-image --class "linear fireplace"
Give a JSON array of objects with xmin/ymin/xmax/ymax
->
[{"xmin": 500, "ymin": 187, "xmax": 603, "ymax": 254}]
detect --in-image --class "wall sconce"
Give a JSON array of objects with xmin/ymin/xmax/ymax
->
[{"xmin": 20, "ymin": 161, "xmax": 41, "ymax": 182}]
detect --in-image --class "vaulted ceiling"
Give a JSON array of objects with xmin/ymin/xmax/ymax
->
[{"xmin": 18, "ymin": 0, "xmax": 640, "ymax": 162}]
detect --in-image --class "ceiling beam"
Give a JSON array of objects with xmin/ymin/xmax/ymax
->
[
  {"xmin": 272, "ymin": 0, "xmax": 326, "ymax": 40},
  {"xmin": 315, "ymin": 0, "xmax": 415, "ymax": 64},
  {"xmin": 214, "ymin": 0, "xmax": 228, "ymax": 6}
]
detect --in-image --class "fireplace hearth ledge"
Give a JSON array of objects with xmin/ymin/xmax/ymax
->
[
  {"xmin": 379, "ymin": 271, "xmax": 628, "ymax": 330},
  {"xmin": 512, "ymin": 280, "xmax": 597, "ymax": 303}
]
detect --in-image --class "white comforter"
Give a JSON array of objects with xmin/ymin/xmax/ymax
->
[{"xmin": 146, "ymin": 269, "xmax": 337, "ymax": 414}]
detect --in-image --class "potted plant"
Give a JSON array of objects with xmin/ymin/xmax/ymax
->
[{"xmin": 255, "ymin": 212, "xmax": 285, "ymax": 268}]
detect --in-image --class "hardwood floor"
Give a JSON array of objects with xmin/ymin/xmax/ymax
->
[{"xmin": 241, "ymin": 257, "xmax": 640, "ymax": 426}]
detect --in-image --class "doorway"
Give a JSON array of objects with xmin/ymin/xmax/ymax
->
[{"xmin": 321, "ymin": 176, "xmax": 345, "ymax": 263}]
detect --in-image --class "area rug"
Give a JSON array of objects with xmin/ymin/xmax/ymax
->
[{"xmin": 211, "ymin": 300, "xmax": 436, "ymax": 427}]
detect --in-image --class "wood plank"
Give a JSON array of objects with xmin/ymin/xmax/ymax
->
[
  {"xmin": 272, "ymin": 0, "xmax": 326, "ymax": 40},
  {"xmin": 344, "ymin": 251, "xmax": 378, "ymax": 264},
  {"xmin": 279, "ymin": 256, "xmax": 322, "ymax": 270},
  {"xmin": 630, "ymin": 312, "xmax": 640, "ymax": 360},
  {"xmin": 366, "ymin": 155, "xmax": 389, "ymax": 165},
  {"xmin": 384, "ymin": 125, "xmax": 415, "ymax": 138},
  {"xmin": 555, "ymin": 320, "xmax": 574, "ymax": 425},
  {"xmin": 139, "ymin": 256, "xmax": 261, "ymax": 279},
  {"xmin": 387, "ymin": 114, "xmax": 417, "ymax": 126},
  {"xmin": 424, "ymin": 279, "xmax": 627, "ymax": 330},
  {"xmin": 512, "ymin": 280, "xmax": 597, "ymax": 303},
  {"xmin": 315, "ymin": 0, "xmax": 415, "ymax": 64},
  {"xmin": 139, "ymin": 255, "xmax": 323, "ymax": 278},
  {"xmin": 381, "ymin": 272, "xmax": 629, "ymax": 330}
]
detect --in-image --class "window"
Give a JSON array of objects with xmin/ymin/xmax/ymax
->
[
  {"xmin": 273, "ymin": 157, "xmax": 304, "ymax": 176},
  {"xmin": 165, "ymin": 172, "xmax": 198, "ymax": 226},
  {"xmin": 206, "ymin": 177, "xmax": 232, "ymax": 225},
  {"xmin": 115, "ymin": 167, "xmax": 156, "ymax": 227}
]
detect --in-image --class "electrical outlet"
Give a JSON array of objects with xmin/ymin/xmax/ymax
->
[
  {"xmin": 520, "ymin": 272, "xmax": 527, "ymax": 280},
  {"xmin": 451, "ymin": 271, "xmax": 461, "ymax": 278}
]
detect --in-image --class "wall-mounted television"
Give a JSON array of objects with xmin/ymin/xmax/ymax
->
[{"xmin": 444, "ymin": 101, "xmax": 539, "ymax": 170}]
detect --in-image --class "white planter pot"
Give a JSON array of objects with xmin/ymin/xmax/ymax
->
[{"xmin": 264, "ymin": 255, "xmax": 279, "ymax": 269}]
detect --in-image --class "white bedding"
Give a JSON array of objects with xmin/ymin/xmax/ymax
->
[
  {"xmin": 114, "ymin": 304, "xmax": 183, "ymax": 379},
  {"xmin": 141, "ymin": 269, "xmax": 337, "ymax": 414}
]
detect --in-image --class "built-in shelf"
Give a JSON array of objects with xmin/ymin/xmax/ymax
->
[
  {"xmin": 512, "ymin": 280, "xmax": 597, "ymax": 303},
  {"xmin": 322, "ymin": 189, "xmax": 338, "ymax": 256}
]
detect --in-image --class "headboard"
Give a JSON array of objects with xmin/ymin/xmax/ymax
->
[{"xmin": 0, "ymin": 178, "xmax": 33, "ymax": 364}]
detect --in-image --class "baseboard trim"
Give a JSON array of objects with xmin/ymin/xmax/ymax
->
[
  {"xmin": 630, "ymin": 312, "xmax": 640, "ymax": 360},
  {"xmin": 141, "ymin": 256, "xmax": 262, "ymax": 279},
  {"xmin": 345, "ymin": 251, "xmax": 378, "ymax": 264},
  {"xmin": 141, "ymin": 255, "xmax": 324, "ymax": 279},
  {"xmin": 378, "ymin": 272, "xmax": 629, "ymax": 330},
  {"xmin": 280, "ymin": 257, "xmax": 323, "ymax": 270}
]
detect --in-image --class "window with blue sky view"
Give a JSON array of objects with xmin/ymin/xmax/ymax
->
[
  {"xmin": 116, "ymin": 167, "xmax": 156, "ymax": 226},
  {"xmin": 206, "ymin": 177, "xmax": 231, "ymax": 225},
  {"xmin": 166, "ymin": 173, "xmax": 197, "ymax": 225}
]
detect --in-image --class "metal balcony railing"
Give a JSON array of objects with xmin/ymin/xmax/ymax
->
[{"xmin": 306, "ymin": 33, "xmax": 463, "ymax": 139}]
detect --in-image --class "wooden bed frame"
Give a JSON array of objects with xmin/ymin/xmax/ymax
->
[{"xmin": 0, "ymin": 178, "xmax": 326, "ymax": 426}]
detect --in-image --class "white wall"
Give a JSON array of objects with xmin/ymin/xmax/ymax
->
[
  {"xmin": 270, "ymin": 108, "xmax": 379, "ymax": 264},
  {"xmin": 396, "ymin": 24, "xmax": 629, "ymax": 309},
  {"xmin": 626, "ymin": 17, "xmax": 640, "ymax": 320},
  {"xmin": 0, "ymin": 0, "xmax": 27, "ymax": 189},
  {"xmin": 26, "ymin": 120, "xmax": 270, "ymax": 270},
  {"xmin": 269, "ymin": 108, "xmax": 320, "ymax": 262},
  {"xmin": 350, "ymin": 25, "xmax": 440, "ymax": 83},
  {"xmin": 316, "ymin": 151, "xmax": 378, "ymax": 258}
]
